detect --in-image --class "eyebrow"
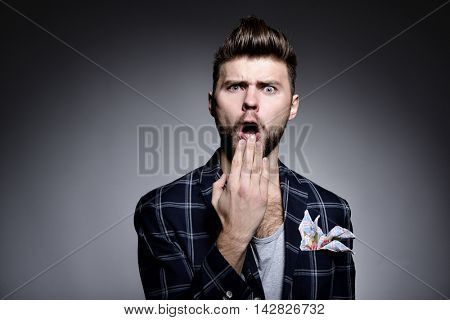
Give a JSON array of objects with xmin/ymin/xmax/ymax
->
[{"xmin": 221, "ymin": 79, "xmax": 283, "ymax": 88}]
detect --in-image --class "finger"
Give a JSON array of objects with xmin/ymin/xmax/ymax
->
[
  {"xmin": 250, "ymin": 140, "xmax": 263, "ymax": 187},
  {"xmin": 211, "ymin": 173, "xmax": 227, "ymax": 210},
  {"xmin": 228, "ymin": 139, "xmax": 246, "ymax": 187},
  {"xmin": 269, "ymin": 153, "xmax": 280, "ymax": 184},
  {"xmin": 260, "ymin": 157, "xmax": 270, "ymax": 200},
  {"xmin": 241, "ymin": 134, "xmax": 256, "ymax": 187}
]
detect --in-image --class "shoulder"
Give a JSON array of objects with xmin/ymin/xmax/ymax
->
[
  {"xmin": 134, "ymin": 168, "xmax": 204, "ymax": 235},
  {"xmin": 281, "ymin": 165, "xmax": 352, "ymax": 226},
  {"xmin": 285, "ymin": 167, "xmax": 349, "ymax": 207},
  {"xmin": 139, "ymin": 170, "xmax": 201, "ymax": 206},
  {"xmin": 305, "ymin": 176, "xmax": 350, "ymax": 210}
]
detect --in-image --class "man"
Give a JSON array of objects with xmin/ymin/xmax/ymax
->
[{"xmin": 134, "ymin": 16, "xmax": 355, "ymax": 300}]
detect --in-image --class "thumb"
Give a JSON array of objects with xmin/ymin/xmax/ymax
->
[{"xmin": 211, "ymin": 173, "xmax": 227, "ymax": 209}]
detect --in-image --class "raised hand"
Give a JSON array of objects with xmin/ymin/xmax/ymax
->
[{"xmin": 211, "ymin": 134, "xmax": 270, "ymax": 272}]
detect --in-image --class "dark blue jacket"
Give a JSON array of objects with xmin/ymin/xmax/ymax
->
[{"xmin": 134, "ymin": 149, "xmax": 355, "ymax": 299}]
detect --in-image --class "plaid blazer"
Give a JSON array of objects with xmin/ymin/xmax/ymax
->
[{"xmin": 134, "ymin": 149, "xmax": 355, "ymax": 300}]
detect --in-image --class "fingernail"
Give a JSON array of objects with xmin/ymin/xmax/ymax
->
[
  {"xmin": 250, "ymin": 134, "xmax": 255, "ymax": 141},
  {"xmin": 239, "ymin": 139, "xmax": 245, "ymax": 146}
]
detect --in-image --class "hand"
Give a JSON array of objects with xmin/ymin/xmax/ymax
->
[{"xmin": 211, "ymin": 135, "xmax": 270, "ymax": 271}]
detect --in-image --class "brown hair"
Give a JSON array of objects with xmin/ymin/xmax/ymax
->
[{"xmin": 212, "ymin": 16, "xmax": 297, "ymax": 97}]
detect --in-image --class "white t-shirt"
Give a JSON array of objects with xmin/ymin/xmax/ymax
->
[{"xmin": 251, "ymin": 224, "xmax": 285, "ymax": 300}]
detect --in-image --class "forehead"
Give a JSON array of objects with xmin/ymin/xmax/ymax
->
[{"xmin": 218, "ymin": 56, "xmax": 289, "ymax": 83}]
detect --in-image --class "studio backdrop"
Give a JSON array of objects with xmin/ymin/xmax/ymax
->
[{"xmin": 1, "ymin": 0, "xmax": 449, "ymax": 299}]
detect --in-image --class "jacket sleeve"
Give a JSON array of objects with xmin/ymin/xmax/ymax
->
[
  {"xmin": 134, "ymin": 197, "xmax": 254, "ymax": 300},
  {"xmin": 331, "ymin": 198, "xmax": 356, "ymax": 299}
]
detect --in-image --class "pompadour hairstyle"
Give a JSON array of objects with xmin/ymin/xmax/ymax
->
[{"xmin": 212, "ymin": 16, "xmax": 297, "ymax": 96}]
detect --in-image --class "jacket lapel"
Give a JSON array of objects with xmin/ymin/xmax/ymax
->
[
  {"xmin": 198, "ymin": 149, "xmax": 223, "ymax": 240},
  {"xmin": 279, "ymin": 161, "xmax": 309, "ymax": 299}
]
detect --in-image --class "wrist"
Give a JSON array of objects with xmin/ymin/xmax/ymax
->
[
  {"xmin": 217, "ymin": 231, "xmax": 249, "ymax": 251},
  {"xmin": 216, "ymin": 231, "xmax": 248, "ymax": 274}
]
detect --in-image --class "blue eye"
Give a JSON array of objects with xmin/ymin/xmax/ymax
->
[
  {"xmin": 229, "ymin": 85, "xmax": 241, "ymax": 92},
  {"xmin": 264, "ymin": 86, "xmax": 276, "ymax": 93}
]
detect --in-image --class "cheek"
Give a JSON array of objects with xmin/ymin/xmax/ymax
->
[
  {"xmin": 262, "ymin": 100, "xmax": 290, "ymax": 122},
  {"xmin": 214, "ymin": 99, "xmax": 241, "ymax": 124},
  {"xmin": 216, "ymin": 92, "xmax": 243, "ymax": 110},
  {"xmin": 214, "ymin": 110, "xmax": 237, "ymax": 128}
]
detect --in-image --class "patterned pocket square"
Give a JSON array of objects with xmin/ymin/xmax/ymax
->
[{"xmin": 298, "ymin": 209, "xmax": 355, "ymax": 253}]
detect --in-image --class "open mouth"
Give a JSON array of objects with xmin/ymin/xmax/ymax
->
[{"xmin": 238, "ymin": 122, "xmax": 262, "ymax": 141}]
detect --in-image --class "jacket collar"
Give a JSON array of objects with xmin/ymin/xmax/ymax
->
[{"xmin": 278, "ymin": 161, "xmax": 308, "ymax": 299}]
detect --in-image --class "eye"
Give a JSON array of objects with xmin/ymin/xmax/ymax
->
[
  {"xmin": 228, "ymin": 84, "xmax": 242, "ymax": 92},
  {"xmin": 263, "ymin": 86, "xmax": 276, "ymax": 94}
]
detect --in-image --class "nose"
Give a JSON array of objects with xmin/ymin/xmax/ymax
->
[{"xmin": 242, "ymin": 86, "xmax": 259, "ymax": 112}]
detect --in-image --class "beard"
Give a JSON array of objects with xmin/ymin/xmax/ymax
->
[{"xmin": 215, "ymin": 116, "xmax": 288, "ymax": 162}]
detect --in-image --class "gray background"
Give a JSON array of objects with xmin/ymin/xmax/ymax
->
[{"xmin": 1, "ymin": 0, "xmax": 449, "ymax": 299}]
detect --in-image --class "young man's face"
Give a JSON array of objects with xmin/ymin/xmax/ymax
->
[{"xmin": 209, "ymin": 55, "xmax": 299, "ymax": 160}]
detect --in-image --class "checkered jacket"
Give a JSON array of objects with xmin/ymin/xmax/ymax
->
[{"xmin": 134, "ymin": 149, "xmax": 355, "ymax": 299}]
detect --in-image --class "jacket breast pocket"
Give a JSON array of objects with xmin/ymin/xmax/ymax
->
[{"xmin": 292, "ymin": 250, "xmax": 335, "ymax": 299}]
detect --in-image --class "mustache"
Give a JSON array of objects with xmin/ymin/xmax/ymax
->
[
  {"xmin": 216, "ymin": 113, "xmax": 261, "ymax": 133},
  {"xmin": 217, "ymin": 120, "xmax": 266, "ymax": 134}
]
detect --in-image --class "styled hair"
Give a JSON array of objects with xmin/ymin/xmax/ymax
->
[{"xmin": 212, "ymin": 16, "xmax": 297, "ymax": 96}]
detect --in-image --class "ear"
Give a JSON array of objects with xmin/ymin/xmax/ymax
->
[
  {"xmin": 288, "ymin": 94, "xmax": 299, "ymax": 120},
  {"xmin": 208, "ymin": 91, "xmax": 216, "ymax": 117}
]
